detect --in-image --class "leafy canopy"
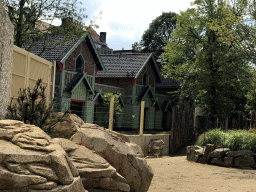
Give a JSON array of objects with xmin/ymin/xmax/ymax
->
[
  {"xmin": 162, "ymin": 0, "xmax": 255, "ymax": 123},
  {"xmin": 3, "ymin": 0, "xmax": 99, "ymax": 54},
  {"xmin": 132, "ymin": 11, "xmax": 177, "ymax": 61}
]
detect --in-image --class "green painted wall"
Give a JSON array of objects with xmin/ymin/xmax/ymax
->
[
  {"xmin": 71, "ymin": 82, "xmax": 87, "ymax": 100},
  {"xmin": 60, "ymin": 97, "xmax": 71, "ymax": 113},
  {"xmin": 131, "ymin": 105, "xmax": 141, "ymax": 130},
  {"xmin": 145, "ymin": 107, "xmax": 155, "ymax": 130},
  {"xmin": 85, "ymin": 100, "xmax": 94, "ymax": 123},
  {"xmin": 155, "ymin": 110, "xmax": 163, "ymax": 130}
]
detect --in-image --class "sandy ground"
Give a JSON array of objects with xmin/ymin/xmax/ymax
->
[{"xmin": 146, "ymin": 147, "xmax": 256, "ymax": 192}]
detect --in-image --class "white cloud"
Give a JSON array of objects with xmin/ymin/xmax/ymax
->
[{"xmin": 90, "ymin": 0, "xmax": 195, "ymax": 49}]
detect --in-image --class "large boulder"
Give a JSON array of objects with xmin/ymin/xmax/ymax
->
[
  {"xmin": 70, "ymin": 123, "xmax": 154, "ymax": 192},
  {"xmin": 53, "ymin": 138, "xmax": 130, "ymax": 192},
  {"xmin": 0, "ymin": 120, "xmax": 86, "ymax": 192},
  {"xmin": 49, "ymin": 112, "xmax": 84, "ymax": 139}
]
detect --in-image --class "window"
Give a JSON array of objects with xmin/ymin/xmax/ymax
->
[
  {"xmin": 143, "ymin": 73, "xmax": 149, "ymax": 86},
  {"xmin": 75, "ymin": 56, "xmax": 83, "ymax": 73}
]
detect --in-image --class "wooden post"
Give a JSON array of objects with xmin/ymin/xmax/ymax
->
[
  {"xmin": 139, "ymin": 101, "xmax": 145, "ymax": 135},
  {"xmin": 108, "ymin": 97, "xmax": 114, "ymax": 131}
]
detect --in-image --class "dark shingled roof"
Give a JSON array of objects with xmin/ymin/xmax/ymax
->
[
  {"xmin": 96, "ymin": 53, "xmax": 161, "ymax": 83},
  {"xmin": 156, "ymin": 77, "xmax": 180, "ymax": 88},
  {"xmin": 29, "ymin": 35, "xmax": 79, "ymax": 61},
  {"xmin": 28, "ymin": 32, "xmax": 105, "ymax": 71}
]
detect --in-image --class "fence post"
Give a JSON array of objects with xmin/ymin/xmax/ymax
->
[
  {"xmin": 108, "ymin": 97, "xmax": 114, "ymax": 131},
  {"xmin": 139, "ymin": 101, "xmax": 145, "ymax": 135}
]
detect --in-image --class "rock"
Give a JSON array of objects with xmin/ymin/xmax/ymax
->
[
  {"xmin": 209, "ymin": 148, "xmax": 230, "ymax": 158},
  {"xmin": 30, "ymin": 181, "xmax": 58, "ymax": 190},
  {"xmin": 234, "ymin": 157, "xmax": 255, "ymax": 167},
  {"xmin": 53, "ymin": 138, "xmax": 130, "ymax": 192},
  {"xmin": 70, "ymin": 123, "xmax": 153, "ymax": 192},
  {"xmin": 226, "ymin": 150, "xmax": 254, "ymax": 157},
  {"xmin": 224, "ymin": 157, "xmax": 233, "ymax": 167},
  {"xmin": 148, "ymin": 139, "xmax": 164, "ymax": 157},
  {"xmin": 0, "ymin": 120, "xmax": 85, "ymax": 191},
  {"xmin": 50, "ymin": 113, "xmax": 84, "ymax": 139},
  {"xmin": 186, "ymin": 146, "xmax": 204, "ymax": 162},
  {"xmin": 29, "ymin": 177, "xmax": 87, "ymax": 192},
  {"xmin": 126, "ymin": 142, "xmax": 144, "ymax": 157},
  {"xmin": 202, "ymin": 144, "xmax": 216, "ymax": 164}
]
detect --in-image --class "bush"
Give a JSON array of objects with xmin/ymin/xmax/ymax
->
[
  {"xmin": 196, "ymin": 129, "xmax": 225, "ymax": 146},
  {"xmin": 6, "ymin": 79, "xmax": 53, "ymax": 133},
  {"xmin": 196, "ymin": 129, "xmax": 256, "ymax": 151}
]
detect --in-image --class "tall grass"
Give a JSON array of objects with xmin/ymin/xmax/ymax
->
[{"xmin": 196, "ymin": 129, "xmax": 256, "ymax": 152}]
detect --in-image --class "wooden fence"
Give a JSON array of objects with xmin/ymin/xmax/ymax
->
[
  {"xmin": 11, "ymin": 46, "xmax": 54, "ymax": 104},
  {"xmin": 170, "ymin": 104, "xmax": 194, "ymax": 153}
]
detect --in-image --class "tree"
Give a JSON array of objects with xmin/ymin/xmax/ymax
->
[
  {"xmin": 6, "ymin": 79, "xmax": 54, "ymax": 133},
  {"xmin": 2, "ymin": 0, "xmax": 97, "ymax": 54},
  {"xmin": 162, "ymin": 0, "xmax": 255, "ymax": 126},
  {"xmin": 132, "ymin": 11, "xmax": 177, "ymax": 61}
]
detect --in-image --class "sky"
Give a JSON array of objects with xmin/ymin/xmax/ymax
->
[{"xmin": 53, "ymin": 0, "xmax": 195, "ymax": 50}]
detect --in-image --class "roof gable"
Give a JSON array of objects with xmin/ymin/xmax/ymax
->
[
  {"xmin": 29, "ymin": 32, "xmax": 105, "ymax": 71},
  {"xmin": 65, "ymin": 73, "xmax": 95, "ymax": 95},
  {"xmin": 96, "ymin": 53, "xmax": 162, "ymax": 83}
]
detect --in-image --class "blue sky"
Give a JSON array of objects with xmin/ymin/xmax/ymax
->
[{"xmin": 54, "ymin": 0, "xmax": 195, "ymax": 50}]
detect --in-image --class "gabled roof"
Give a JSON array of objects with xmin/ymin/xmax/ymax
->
[
  {"xmin": 93, "ymin": 92, "xmax": 125, "ymax": 107},
  {"xmin": 136, "ymin": 86, "xmax": 155, "ymax": 102},
  {"xmin": 65, "ymin": 73, "xmax": 95, "ymax": 94},
  {"xmin": 96, "ymin": 53, "xmax": 162, "ymax": 83},
  {"xmin": 29, "ymin": 32, "xmax": 105, "ymax": 71}
]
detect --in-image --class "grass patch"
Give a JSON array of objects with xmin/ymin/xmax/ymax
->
[{"xmin": 196, "ymin": 129, "xmax": 256, "ymax": 152}]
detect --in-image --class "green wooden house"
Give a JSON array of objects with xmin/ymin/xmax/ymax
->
[
  {"xmin": 30, "ymin": 32, "xmax": 106, "ymax": 122},
  {"xmin": 94, "ymin": 52, "xmax": 173, "ymax": 131}
]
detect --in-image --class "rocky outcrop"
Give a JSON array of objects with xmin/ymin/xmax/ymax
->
[
  {"xmin": 53, "ymin": 138, "xmax": 130, "ymax": 192},
  {"xmin": 70, "ymin": 123, "xmax": 154, "ymax": 192},
  {"xmin": 187, "ymin": 144, "xmax": 256, "ymax": 168},
  {"xmin": 0, "ymin": 120, "xmax": 86, "ymax": 192},
  {"xmin": 50, "ymin": 112, "xmax": 84, "ymax": 139}
]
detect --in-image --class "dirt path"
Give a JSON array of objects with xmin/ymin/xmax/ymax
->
[{"xmin": 146, "ymin": 147, "xmax": 256, "ymax": 192}]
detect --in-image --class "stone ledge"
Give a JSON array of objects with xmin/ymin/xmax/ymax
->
[{"xmin": 187, "ymin": 144, "xmax": 256, "ymax": 169}]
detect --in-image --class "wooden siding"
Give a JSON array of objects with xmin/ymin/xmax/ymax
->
[
  {"xmin": 71, "ymin": 82, "xmax": 87, "ymax": 100},
  {"xmin": 85, "ymin": 100, "xmax": 94, "ymax": 123},
  {"xmin": 155, "ymin": 110, "xmax": 163, "ymax": 130}
]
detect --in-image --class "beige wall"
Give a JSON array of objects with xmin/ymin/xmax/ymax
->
[
  {"xmin": 126, "ymin": 134, "xmax": 170, "ymax": 156},
  {"xmin": 0, "ymin": 1, "xmax": 14, "ymax": 119},
  {"xmin": 11, "ymin": 45, "xmax": 53, "ymax": 104}
]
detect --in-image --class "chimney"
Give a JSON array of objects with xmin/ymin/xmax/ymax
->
[
  {"xmin": 100, "ymin": 32, "xmax": 106, "ymax": 44},
  {"xmin": 61, "ymin": 17, "xmax": 73, "ymax": 29}
]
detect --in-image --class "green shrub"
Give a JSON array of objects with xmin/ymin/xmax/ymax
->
[
  {"xmin": 196, "ymin": 129, "xmax": 256, "ymax": 152},
  {"xmin": 196, "ymin": 129, "xmax": 225, "ymax": 146}
]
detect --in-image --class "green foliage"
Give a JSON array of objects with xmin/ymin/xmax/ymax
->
[
  {"xmin": 6, "ymin": 79, "xmax": 53, "ymax": 133},
  {"xmin": 3, "ymin": 0, "xmax": 99, "ymax": 54},
  {"xmin": 196, "ymin": 129, "xmax": 225, "ymax": 146},
  {"xmin": 196, "ymin": 129, "xmax": 256, "ymax": 151},
  {"xmin": 162, "ymin": 0, "xmax": 255, "ymax": 123},
  {"xmin": 102, "ymin": 93, "xmax": 122, "ymax": 116},
  {"xmin": 132, "ymin": 11, "xmax": 177, "ymax": 61}
]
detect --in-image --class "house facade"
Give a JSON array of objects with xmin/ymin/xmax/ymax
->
[{"xmin": 31, "ymin": 28, "xmax": 181, "ymax": 132}]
